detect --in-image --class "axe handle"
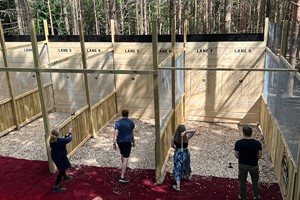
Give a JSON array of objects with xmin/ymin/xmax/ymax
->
[{"xmin": 180, "ymin": 135, "xmax": 183, "ymax": 152}]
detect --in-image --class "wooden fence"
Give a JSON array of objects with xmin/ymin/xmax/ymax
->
[
  {"xmin": 56, "ymin": 91, "xmax": 117, "ymax": 159},
  {"xmin": 260, "ymin": 97, "xmax": 298, "ymax": 200},
  {"xmin": 0, "ymin": 83, "xmax": 54, "ymax": 137}
]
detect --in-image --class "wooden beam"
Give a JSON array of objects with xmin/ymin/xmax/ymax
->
[
  {"xmin": 0, "ymin": 21, "xmax": 20, "ymax": 130},
  {"xmin": 29, "ymin": 19, "xmax": 55, "ymax": 173},
  {"xmin": 183, "ymin": 20, "xmax": 188, "ymax": 120},
  {"xmin": 264, "ymin": 18, "xmax": 269, "ymax": 46},
  {"xmin": 86, "ymin": 47, "xmax": 113, "ymax": 60},
  {"xmin": 171, "ymin": 18, "xmax": 176, "ymax": 133},
  {"xmin": 159, "ymin": 67, "xmax": 298, "ymax": 72},
  {"xmin": 157, "ymin": 53, "xmax": 172, "ymax": 68},
  {"xmin": 40, "ymin": 52, "xmax": 82, "ymax": 68},
  {"xmin": 0, "ymin": 67, "xmax": 157, "ymax": 74},
  {"xmin": 110, "ymin": 19, "xmax": 118, "ymax": 118},
  {"xmin": 78, "ymin": 19, "xmax": 95, "ymax": 138},
  {"xmin": 43, "ymin": 20, "xmax": 49, "ymax": 44},
  {"xmin": 0, "ymin": 66, "xmax": 297, "ymax": 73},
  {"xmin": 6, "ymin": 41, "xmax": 46, "ymax": 51},
  {"xmin": 152, "ymin": 19, "xmax": 161, "ymax": 184}
]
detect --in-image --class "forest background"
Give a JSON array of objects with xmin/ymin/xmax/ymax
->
[{"xmin": 1, "ymin": 0, "xmax": 300, "ymax": 70}]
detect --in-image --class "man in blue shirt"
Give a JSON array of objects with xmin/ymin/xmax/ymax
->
[
  {"xmin": 113, "ymin": 109, "xmax": 135, "ymax": 183},
  {"xmin": 235, "ymin": 125, "xmax": 262, "ymax": 200}
]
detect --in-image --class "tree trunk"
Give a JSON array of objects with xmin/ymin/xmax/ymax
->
[
  {"xmin": 103, "ymin": 0, "xmax": 109, "ymax": 35},
  {"xmin": 139, "ymin": 0, "xmax": 144, "ymax": 34},
  {"xmin": 287, "ymin": 0, "xmax": 300, "ymax": 96},
  {"xmin": 157, "ymin": 0, "xmax": 161, "ymax": 34},
  {"xmin": 135, "ymin": 0, "xmax": 140, "ymax": 34},
  {"xmin": 62, "ymin": 0, "xmax": 70, "ymax": 34},
  {"xmin": 194, "ymin": 0, "xmax": 197, "ymax": 33},
  {"xmin": 94, "ymin": 0, "xmax": 100, "ymax": 34},
  {"xmin": 14, "ymin": 0, "xmax": 24, "ymax": 34},
  {"xmin": 170, "ymin": 0, "xmax": 175, "ymax": 34},
  {"xmin": 208, "ymin": 0, "xmax": 212, "ymax": 33},
  {"xmin": 256, "ymin": 0, "xmax": 261, "ymax": 32},
  {"xmin": 204, "ymin": 0, "xmax": 208, "ymax": 33},
  {"xmin": 70, "ymin": 0, "xmax": 77, "ymax": 35},
  {"xmin": 109, "ymin": 0, "xmax": 120, "ymax": 34},
  {"xmin": 126, "ymin": 0, "xmax": 131, "ymax": 34},
  {"xmin": 143, "ymin": 0, "xmax": 148, "ymax": 34},
  {"xmin": 224, "ymin": 0, "xmax": 231, "ymax": 33},
  {"xmin": 119, "ymin": 0, "xmax": 124, "ymax": 34},
  {"xmin": 178, "ymin": 0, "xmax": 182, "ymax": 34}
]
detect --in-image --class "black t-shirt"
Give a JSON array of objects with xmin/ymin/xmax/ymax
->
[
  {"xmin": 174, "ymin": 140, "xmax": 188, "ymax": 149},
  {"xmin": 234, "ymin": 138, "xmax": 262, "ymax": 166}
]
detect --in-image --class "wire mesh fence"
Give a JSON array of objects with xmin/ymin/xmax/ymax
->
[{"xmin": 264, "ymin": 51, "xmax": 300, "ymax": 163}]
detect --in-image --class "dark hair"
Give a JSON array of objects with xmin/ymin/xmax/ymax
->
[
  {"xmin": 242, "ymin": 125, "xmax": 252, "ymax": 137},
  {"xmin": 121, "ymin": 109, "xmax": 129, "ymax": 117},
  {"xmin": 174, "ymin": 124, "xmax": 187, "ymax": 143}
]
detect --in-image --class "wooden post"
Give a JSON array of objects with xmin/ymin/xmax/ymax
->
[
  {"xmin": 0, "ymin": 21, "xmax": 20, "ymax": 130},
  {"xmin": 78, "ymin": 19, "xmax": 95, "ymax": 138},
  {"xmin": 152, "ymin": 19, "xmax": 161, "ymax": 184},
  {"xmin": 171, "ymin": 18, "xmax": 176, "ymax": 131},
  {"xmin": 29, "ymin": 19, "xmax": 55, "ymax": 173},
  {"xmin": 264, "ymin": 18, "xmax": 269, "ymax": 46},
  {"xmin": 111, "ymin": 19, "xmax": 118, "ymax": 115},
  {"xmin": 280, "ymin": 20, "xmax": 289, "ymax": 57},
  {"xmin": 43, "ymin": 20, "xmax": 49, "ymax": 44},
  {"xmin": 183, "ymin": 20, "xmax": 188, "ymax": 121}
]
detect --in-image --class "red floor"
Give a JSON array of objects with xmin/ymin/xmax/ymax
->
[{"xmin": 0, "ymin": 156, "xmax": 282, "ymax": 200}]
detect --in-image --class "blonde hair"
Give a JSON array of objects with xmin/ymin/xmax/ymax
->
[{"xmin": 49, "ymin": 127, "xmax": 59, "ymax": 143}]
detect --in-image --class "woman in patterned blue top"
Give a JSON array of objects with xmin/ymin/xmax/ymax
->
[{"xmin": 171, "ymin": 124, "xmax": 196, "ymax": 191}]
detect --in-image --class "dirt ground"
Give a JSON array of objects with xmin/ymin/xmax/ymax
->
[{"xmin": 0, "ymin": 112, "xmax": 278, "ymax": 184}]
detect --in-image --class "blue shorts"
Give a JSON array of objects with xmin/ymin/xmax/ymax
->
[{"xmin": 117, "ymin": 142, "xmax": 132, "ymax": 158}]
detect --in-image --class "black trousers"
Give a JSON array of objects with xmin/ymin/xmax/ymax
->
[{"xmin": 55, "ymin": 170, "xmax": 66, "ymax": 186}]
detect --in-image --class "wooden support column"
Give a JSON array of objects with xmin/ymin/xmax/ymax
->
[
  {"xmin": 264, "ymin": 18, "xmax": 269, "ymax": 46},
  {"xmin": 171, "ymin": 18, "xmax": 176, "ymax": 131},
  {"xmin": 111, "ymin": 19, "xmax": 118, "ymax": 115},
  {"xmin": 29, "ymin": 19, "xmax": 54, "ymax": 173},
  {"xmin": 43, "ymin": 20, "xmax": 49, "ymax": 44},
  {"xmin": 183, "ymin": 20, "xmax": 188, "ymax": 121},
  {"xmin": 0, "ymin": 22, "xmax": 20, "ymax": 130},
  {"xmin": 152, "ymin": 20, "xmax": 161, "ymax": 184},
  {"xmin": 78, "ymin": 20, "xmax": 95, "ymax": 138}
]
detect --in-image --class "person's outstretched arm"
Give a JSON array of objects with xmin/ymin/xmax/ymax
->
[{"xmin": 181, "ymin": 129, "xmax": 196, "ymax": 140}]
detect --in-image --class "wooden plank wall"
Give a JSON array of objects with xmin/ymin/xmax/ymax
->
[
  {"xmin": 0, "ymin": 99, "xmax": 16, "ymax": 136},
  {"xmin": 260, "ymin": 97, "xmax": 297, "ymax": 200},
  {"xmin": 114, "ymin": 42, "xmax": 182, "ymax": 118},
  {"xmin": 185, "ymin": 42, "xmax": 265, "ymax": 123},
  {"xmin": 91, "ymin": 92, "xmax": 117, "ymax": 133},
  {"xmin": 47, "ymin": 42, "xmax": 114, "ymax": 113},
  {"xmin": 57, "ymin": 106, "xmax": 91, "ymax": 157},
  {"xmin": 2, "ymin": 41, "xmax": 265, "ymax": 123}
]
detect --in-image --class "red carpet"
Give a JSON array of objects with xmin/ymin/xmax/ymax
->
[{"xmin": 0, "ymin": 156, "xmax": 282, "ymax": 200}]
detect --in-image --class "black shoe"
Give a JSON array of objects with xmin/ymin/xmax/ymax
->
[
  {"xmin": 63, "ymin": 175, "xmax": 73, "ymax": 182},
  {"xmin": 52, "ymin": 185, "xmax": 67, "ymax": 193},
  {"xmin": 119, "ymin": 177, "xmax": 130, "ymax": 183}
]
